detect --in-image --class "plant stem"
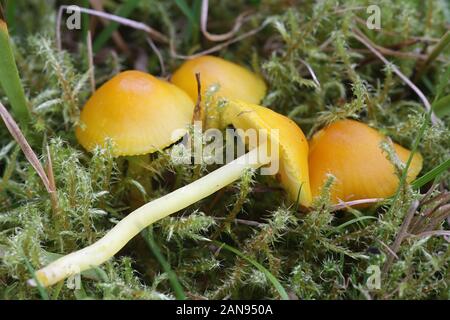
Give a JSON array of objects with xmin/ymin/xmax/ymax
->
[
  {"xmin": 0, "ymin": 19, "xmax": 30, "ymax": 125},
  {"xmin": 81, "ymin": 0, "xmax": 90, "ymax": 44},
  {"xmin": 432, "ymin": 94, "xmax": 450, "ymax": 118},
  {"xmin": 32, "ymin": 144, "xmax": 269, "ymax": 287},
  {"xmin": 5, "ymin": 0, "xmax": 16, "ymax": 33},
  {"xmin": 143, "ymin": 228, "xmax": 186, "ymax": 300}
]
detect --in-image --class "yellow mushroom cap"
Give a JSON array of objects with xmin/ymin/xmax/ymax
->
[
  {"xmin": 171, "ymin": 55, "xmax": 267, "ymax": 105},
  {"xmin": 222, "ymin": 100, "xmax": 312, "ymax": 206},
  {"xmin": 309, "ymin": 119, "xmax": 423, "ymax": 203},
  {"xmin": 76, "ymin": 70, "xmax": 194, "ymax": 157}
]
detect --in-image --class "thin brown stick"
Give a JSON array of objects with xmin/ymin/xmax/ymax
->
[
  {"xmin": 330, "ymin": 198, "xmax": 384, "ymax": 211},
  {"xmin": 200, "ymin": 0, "xmax": 251, "ymax": 42},
  {"xmin": 192, "ymin": 73, "xmax": 202, "ymax": 124},
  {"xmin": 410, "ymin": 193, "xmax": 450, "ymax": 234},
  {"xmin": 146, "ymin": 37, "xmax": 166, "ymax": 76},
  {"xmin": 382, "ymin": 200, "xmax": 419, "ymax": 274},
  {"xmin": 333, "ymin": 6, "xmax": 366, "ymax": 14},
  {"xmin": 213, "ymin": 217, "xmax": 264, "ymax": 227},
  {"xmin": 352, "ymin": 28, "xmax": 440, "ymax": 125},
  {"xmin": 420, "ymin": 191, "xmax": 450, "ymax": 207},
  {"xmin": 56, "ymin": 5, "xmax": 168, "ymax": 51},
  {"xmin": 299, "ymin": 58, "xmax": 320, "ymax": 88},
  {"xmin": 46, "ymin": 145, "xmax": 60, "ymax": 218},
  {"xmin": 422, "ymin": 194, "xmax": 450, "ymax": 218},
  {"xmin": 375, "ymin": 238, "xmax": 399, "ymax": 260},
  {"xmin": 0, "ymin": 101, "xmax": 52, "ymax": 193},
  {"xmin": 349, "ymin": 48, "xmax": 444, "ymax": 62},
  {"xmin": 425, "ymin": 204, "xmax": 450, "ymax": 232},
  {"xmin": 408, "ymin": 230, "xmax": 450, "ymax": 239},
  {"xmin": 170, "ymin": 21, "xmax": 269, "ymax": 60},
  {"xmin": 419, "ymin": 182, "xmax": 439, "ymax": 205}
]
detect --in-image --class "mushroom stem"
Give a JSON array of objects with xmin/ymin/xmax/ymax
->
[{"xmin": 32, "ymin": 144, "xmax": 270, "ymax": 287}]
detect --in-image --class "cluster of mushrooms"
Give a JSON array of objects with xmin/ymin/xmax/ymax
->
[{"xmin": 32, "ymin": 55, "xmax": 423, "ymax": 287}]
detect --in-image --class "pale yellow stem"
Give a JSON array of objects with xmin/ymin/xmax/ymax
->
[{"xmin": 32, "ymin": 145, "xmax": 269, "ymax": 287}]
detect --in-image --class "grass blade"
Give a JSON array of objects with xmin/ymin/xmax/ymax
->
[
  {"xmin": 0, "ymin": 101, "xmax": 51, "ymax": 193},
  {"xmin": 143, "ymin": 228, "xmax": 186, "ymax": 300},
  {"xmin": 212, "ymin": 240, "xmax": 290, "ymax": 300},
  {"xmin": 92, "ymin": 0, "xmax": 140, "ymax": 53},
  {"xmin": 328, "ymin": 216, "xmax": 378, "ymax": 236},
  {"xmin": 412, "ymin": 158, "xmax": 450, "ymax": 189},
  {"xmin": 0, "ymin": 17, "xmax": 30, "ymax": 124},
  {"xmin": 432, "ymin": 94, "xmax": 450, "ymax": 118},
  {"xmin": 22, "ymin": 253, "xmax": 49, "ymax": 300},
  {"xmin": 5, "ymin": 0, "xmax": 16, "ymax": 32},
  {"xmin": 174, "ymin": 0, "xmax": 200, "ymax": 43},
  {"xmin": 174, "ymin": 0, "xmax": 198, "ymax": 25},
  {"xmin": 81, "ymin": 0, "xmax": 90, "ymax": 43}
]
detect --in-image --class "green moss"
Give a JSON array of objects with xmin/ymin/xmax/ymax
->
[{"xmin": 0, "ymin": 0, "xmax": 448, "ymax": 300}]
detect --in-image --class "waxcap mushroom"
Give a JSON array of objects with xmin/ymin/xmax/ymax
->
[
  {"xmin": 222, "ymin": 99, "xmax": 312, "ymax": 206},
  {"xmin": 171, "ymin": 55, "xmax": 266, "ymax": 127},
  {"xmin": 34, "ymin": 100, "xmax": 313, "ymax": 287},
  {"xmin": 76, "ymin": 70, "xmax": 195, "ymax": 157},
  {"xmin": 308, "ymin": 119, "xmax": 423, "ymax": 203}
]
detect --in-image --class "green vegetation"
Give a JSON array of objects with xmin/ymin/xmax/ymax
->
[{"xmin": 0, "ymin": 0, "xmax": 448, "ymax": 300}]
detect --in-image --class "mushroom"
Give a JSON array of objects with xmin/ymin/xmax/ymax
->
[
  {"xmin": 221, "ymin": 100, "xmax": 312, "ymax": 205},
  {"xmin": 33, "ymin": 99, "xmax": 311, "ymax": 287},
  {"xmin": 76, "ymin": 70, "xmax": 195, "ymax": 156},
  {"xmin": 308, "ymin": 119, "xmax": 423, "ymax": 203},
  {"xmin": 171, "ymin": 55, "xmax": 266, "ymax": 127}
]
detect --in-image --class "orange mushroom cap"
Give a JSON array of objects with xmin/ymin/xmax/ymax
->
[
  {"xmin": 222, "ymin": 100, "xmax": 312, "ymax": 206},
  {"xmin": 308, "ymin": 119, "xmax": 423, "ymax": 203},
  {"xmin": 171, "ymin": 55, "xmax": 267, "ymax": 105},
  {"xmin": 76, "ymin": 71, "xmax": 194, "ymax": 157}
]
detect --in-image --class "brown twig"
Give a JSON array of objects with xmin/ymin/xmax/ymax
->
[
  {"xmin": 213, "ymin": 217, "xmax": 264, "ymax": 228},
  {"xmin": 410, "ymin": 193, "xmax": 450, "ymax": 234},
  {"xmin": 422, "ymin": 194, "xmax": 450, "ymax": 219},
  {"xmin": 333, "ymin": 6, "xmax": 366, "ymax": 14},
  {"xmin": 425, "ymin": 204, "xmax": 450, "ymax": 232},
  {"xmin": 192, "ymin": 73, "xmax": 202, "ymax": 124},
  {"xmin": 382, "ymin": 200, "xmax": 419, "ymax": 274},
  {"xmin": 419, "ymin": 182, "xmax": 439, "ymax": 205},
  {"xmin": 56, "ymin": 5, "xmax": 168, "ymax": 51},
  {"xmin": 146, "ymin": 37, "xmax": 166, "ymax": 77},
  {"xmin": 408, "ymin": 230, "xmax": 450, "ymax": 239},
  {"xmin": 375, "ymin": 238, "xmax": 399, "ymax": 260},
  {"xmin": 352, "ymin": 28, "xmax": 441, "ymax": 125},
  {"xmin": 298, "ymin": 58, "xmax": 320, "ymax": 88},
  {"xmin": 330, "ymin": 198, "xmax": 384, "ymax": 212},
  {"xmin": 170, "ymin": 20, "xmax": 269, "ymax": 60},
  {"xmin": 0, "ymin": 101, "xmax": 52, "ymax": 193},
  {"xmin": 420, "ymin": 190, "xmax": 450, "ymax": 207},
  {"xmin": 46, "ymin": 145, "xmax": 60, "ymax": 219},
  {"xmin": 200, "ymin": 0, "xmax": 252, "ymax": 42}
]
